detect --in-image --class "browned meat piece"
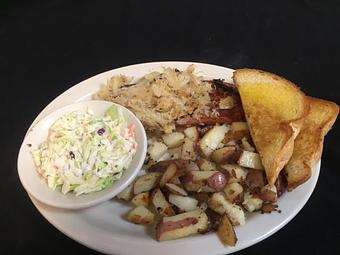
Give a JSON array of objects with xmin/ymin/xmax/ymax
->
[
  {"xmin": 275, "ymin": 171, "xmax": 288, "ymax": 197},
  {"xmin": 257, "ymin": 190, "xmax": 277, "ymax": 203},
  {"xmin": 191, "ymin": 192, "xmax": 211, "ymax": 204},
  {"xmin": 148, "ymin": 160, "xmax": 174, "ymax": 172},
  {"xmin": 176, "ymin": 79, "xmax": 245, "ymax": 128},
  {"xmin": 261, "ymin": 204, "xmax": 279, "ymax": 214},
  {"xmin": 209, "ymin": 79, "xmax": 238, "ymax": 94},
  {"xmin": 176, "ymin": 107, "xmax": 245, "ymax": 127},
  {"xmin": 245, "ymin": 170, "xmax": 267, "ymax": 190},
  {"xmin": 205, "ymin": 208, "xmax": 222, "ymax": 231}
]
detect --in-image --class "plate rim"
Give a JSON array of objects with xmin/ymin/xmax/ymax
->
[{"xmin": 19, "ymin": 61, "xmax": 321, "ymax": 255}]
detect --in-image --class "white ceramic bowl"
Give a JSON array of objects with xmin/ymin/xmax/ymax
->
[{"xmin": 17, "ymin": 100, "xmax": 147, "ymax": 210}]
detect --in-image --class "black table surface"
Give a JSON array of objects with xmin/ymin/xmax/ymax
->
[{"xmin": 2, "ymin": 1, "xmax": 340, "ymax": 254}]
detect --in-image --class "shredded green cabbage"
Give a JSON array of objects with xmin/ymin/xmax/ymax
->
[{"xmin": 32, "ymin": 105, "xmax": 137, "ymax": 196}]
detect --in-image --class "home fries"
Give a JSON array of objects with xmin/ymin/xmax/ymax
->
[{"xmin": 94, "ymin": 65, "xmax": 338, "ymax": 246}]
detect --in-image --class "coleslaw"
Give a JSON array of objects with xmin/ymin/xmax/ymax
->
[{"xmin": 31, "ymin": 105, "xmax": 137, "ymax": 196}]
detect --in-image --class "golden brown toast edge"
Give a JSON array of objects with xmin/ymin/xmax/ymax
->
[
  {"xmin": 233, "ymin": 69, "xmax": 310, "ymax": 185},
  {"xmin": 285, "ymin": 97, "xmax": 339, "ymax": 190}
]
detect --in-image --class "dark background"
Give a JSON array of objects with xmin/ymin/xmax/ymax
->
[{"xmin": 1, "ymin": 0, "xmax": 339, "ymax": 254}]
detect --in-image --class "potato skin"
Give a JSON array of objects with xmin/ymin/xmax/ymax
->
[
  {"xmin": 156, "ymin": 209, "xmax": 208, "ymax": 241},
  {"xmin": 217, "ymin": 214, "xmax": 237, "ymax": 246},
  {"xmin": 207, "ymin": 172, "xmax": 228, "ymax": 191}
]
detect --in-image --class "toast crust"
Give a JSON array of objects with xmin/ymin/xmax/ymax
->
[
  {"xmin": 285, "ymin": 97, "xmax": 339, "ymax": 190},
  {"xmin": 233, "ymin": 69, "xmax": 309, "ymax": 185}
]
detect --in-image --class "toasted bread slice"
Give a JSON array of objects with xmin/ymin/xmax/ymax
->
[
  {"xmin": 285, "ymin": 97, "xmax": 339, "ymax": 190},
  {"xmin": 233, "ymin": 69, "xmax": 309, "ymax": 185}
]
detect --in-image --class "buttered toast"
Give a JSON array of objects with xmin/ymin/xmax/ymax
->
[
  {"xmin": 233, "ymin": 69, "xmax": 309, "ymax": 185},
  {"xmin": 285, "ymin": 97, "xmax": 339, "ymax": 190}
]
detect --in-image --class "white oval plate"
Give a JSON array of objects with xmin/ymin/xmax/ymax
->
[
  {"xmin": 22, "ymin": 62, "xmax": 320, "ymax": 255},
  {"xmin": 18, "ymin": 101, "xmax": 147, "ymax": 209}
]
